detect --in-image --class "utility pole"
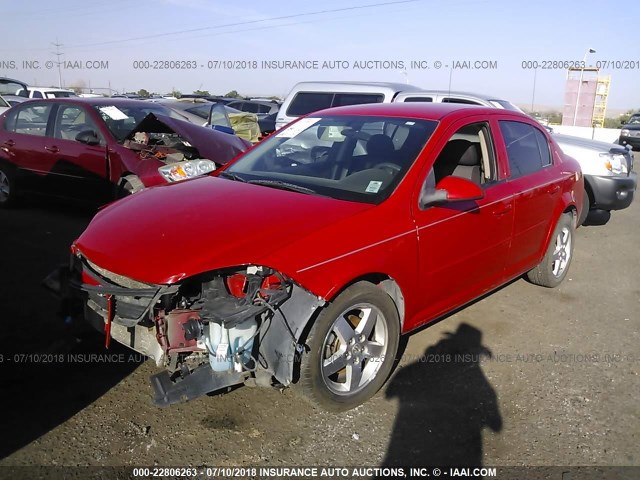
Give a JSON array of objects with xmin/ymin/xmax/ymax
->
[{"xmin": 51, "ymin": 39, "xmax": 64, "ymax": 88}]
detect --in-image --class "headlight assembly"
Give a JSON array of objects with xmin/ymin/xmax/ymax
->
[
  {"xmin": 600, "ymin": 153, "xmax": 628, "ymax": 175},
  {"xmin": 158, "ymin": 159, "xmax": 216, "ymax": 182}
]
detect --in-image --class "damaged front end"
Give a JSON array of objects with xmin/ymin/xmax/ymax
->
[{"xmin": 70, "ymin": 252, "xmax": 324, "ymax": 406}]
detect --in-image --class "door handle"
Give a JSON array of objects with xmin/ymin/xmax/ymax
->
[
  {"xmin": 493, "ymin": 204, "xmax": 513, "ymax": 216},
  {"xmin": 45, "ymin": 146, "xmax": 59, "ymax": 153},
  {"xmin": 3, "ymin": 140, "xmax": 15, "ymax": 147}
]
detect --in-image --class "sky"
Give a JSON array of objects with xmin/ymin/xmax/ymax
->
[{"xmin": 1, "ymin": 0, "xmax": 639, "ymax": 111}]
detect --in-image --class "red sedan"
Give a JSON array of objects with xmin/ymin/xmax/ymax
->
[
  {"xmin": 68, "ymin": 103, "xmax": 583, "ymax": 411},
  {"xmin": 0, "ymin": 98, "xmax": 250, "ymax": 205}
]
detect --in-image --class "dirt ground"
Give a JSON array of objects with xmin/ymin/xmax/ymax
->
[{"xmin": 0, "ymin": 168, "xmax": 638, "ymax": 478}]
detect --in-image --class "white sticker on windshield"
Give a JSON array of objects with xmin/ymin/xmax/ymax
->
[
  {"xmin": 365, "ymin": 181, "xmax": 383, "ymax": 193},
  {"xmin": 276, "ymin": 117, "xmax": 321, "ymax": 138},
  {"xmin": 99, "ymin": 106, "xmax": 129, "ymax": 120}
]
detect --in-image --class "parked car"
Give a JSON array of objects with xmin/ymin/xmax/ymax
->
[
  {"xmin": 619, "ymin": 113, "xmax": 640, "ymax": 151},
  {"xmin": 0, "ymin": 98, "xmax": 250, "ymax": 206},
  {"xmin": 64, "ymin": 103, "xmax": 583, "ymax": 412},
  {"xmin": 16, "ymin": 87, "xmax": 78, "ymax": 99},
  {"xmin": 154, "ymin": 99, "xmax": 261, "ymax": 143},
  {"xmin": 276, "ymin": 81, "xmax": 420, "ymax": 129},
  {"xmin": 548, "ymin": 132, "xmax": 636, "ymax": 224}
]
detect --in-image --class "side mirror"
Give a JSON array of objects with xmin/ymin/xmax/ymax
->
[
  {"xmin": 75, "ymin": 130, "xmax": 100, "ymax": 145},
  {"xmin": 419, "ymin": 176, "xmax": 484, "ymax": 210}
]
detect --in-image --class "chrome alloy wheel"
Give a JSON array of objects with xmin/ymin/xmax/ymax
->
[
  {"xmin": 551, "ymin": 226, "xmax": 572, "ymax": 277},
  {"xmin": 320, "ymin": 303, "xmax": 389, "ymax": 395}
]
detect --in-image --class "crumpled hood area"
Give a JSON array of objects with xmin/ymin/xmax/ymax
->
[
  {"xmin": 74, "ymin": 176, "xmax": 372, "ymax": 285},
  {"xmin": 127, "ymin": 113, "xmax": 250, "ymax": 164}
]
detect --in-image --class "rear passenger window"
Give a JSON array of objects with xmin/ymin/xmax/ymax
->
[
  {"xmin": 13, "ymin": 104, "xmax": 53, "ymax": 136},
  {"xmin": 499, "ymin": 121, "xmax": 552, "ymax": 178},
  {"xmin": 287, "ymin": 93, "xmax": 333, "ymax": 116},
  {"xmin": 332, "ymin": 93, "xmax": 383, "ymax": 107},
  {"xmin": 287, "ymin": 92, "xmax": 384, "ymax": 116}
]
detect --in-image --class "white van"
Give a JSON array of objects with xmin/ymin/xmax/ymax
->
[{"xmin": 276, "ymin": 81, "xmax": 419, "ymax": 129}]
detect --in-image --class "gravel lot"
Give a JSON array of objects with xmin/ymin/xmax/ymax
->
[{"xmin": 0, "ymin": 163, "xmax": 638, "ymax": 478}]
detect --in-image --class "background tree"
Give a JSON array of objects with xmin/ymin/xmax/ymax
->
[
  {"xmin": 193, "ymin": 90, "xmax": 210, "ymax": 96},
  {"xmin": 69, "ymin": 80, "xmax": 86, "ymax": 94},
  {"xmin": 224, "ymin": 90, "xmax": 241, "ymax": 98},
  {"xmin": 137, "ymin": 88, "xmax": 150, "ymax": 98}
]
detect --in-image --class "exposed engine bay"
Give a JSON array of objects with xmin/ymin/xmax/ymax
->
[
  {"xmin": 124, "ymin": 132, "xmax": 206, "ymax": 165},
  {"xmin": 73, "ymin": 255, "xmax": 325, "ymax": 406}
]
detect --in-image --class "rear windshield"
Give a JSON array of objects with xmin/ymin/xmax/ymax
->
[{"xmin": 286, "ymin": 92, "xmax": 384, "ymax": 116}]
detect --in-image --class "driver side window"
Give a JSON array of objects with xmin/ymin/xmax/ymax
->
[
  {"xmin": 431, "ymin": 122, "xmax": 497, "ymax": 186},
  {"xmin": 54, "ymin": 105, "xmax": 101, "ymax": 143}
]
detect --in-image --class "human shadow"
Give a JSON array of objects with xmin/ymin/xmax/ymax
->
[
  {"xmin": 0, "ymin": 200, "xmax": 144, "ymax": 459},
  {"xmin": 381, "ymin": 323, "xmax": 502, "ymax": 466}
]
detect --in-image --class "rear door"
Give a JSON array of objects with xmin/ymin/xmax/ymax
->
[
  {"xmin": 496, "ymin": 120, "xmax": 560, "ymax": 276},
  {"xmin": 0, "ymin": 102, "xmax": 55, "ymax": 192}
]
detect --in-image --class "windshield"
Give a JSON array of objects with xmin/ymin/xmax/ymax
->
[
  {"xmin": 626, "ymin": 115, "xmax": 640, "ymax": 125},
  {"xmin": 0, "ymin": 95, "xmax": 8, "ymax": 108},
  {"xmin": 225, "ymin": 115, "xmax": 437, "ymax": 204},
  {"xmin": 93, "ymin": 104, "xmax": 188, "ymax": 141}
]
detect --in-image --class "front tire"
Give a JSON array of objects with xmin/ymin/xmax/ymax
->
[
  {"xmin": 0, "ymin": 162, "xmax": 18, "ymax": 208},
  {"xmin": 526, "ymin": 213, "xmax": 575, "ymax": 288},
  {"xmin": 297, "ymin": 282, "xmax": 400, "ymax": 412}
]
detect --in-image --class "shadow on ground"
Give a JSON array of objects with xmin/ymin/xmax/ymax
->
[
  {"xmin": 381, "ymin": 323, "xmax": 502, "ymax": 466},
  {"xmin": 0, "ymin": 200, "xmax": 144, "ymax": 459}
]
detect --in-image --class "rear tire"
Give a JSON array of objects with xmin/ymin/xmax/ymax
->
[
  {"xmin": 297, "ymin": 281, "xmax": 400, "ymax": 412},
  {"xmin": 526, "ymin": 213, "xmax": 574, "ymax": 288},
  {"xmin": 0, "ymin": 162, "xmax": 18, "ymax": 208}
]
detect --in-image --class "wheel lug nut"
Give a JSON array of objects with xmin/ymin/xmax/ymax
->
[{"xmin": 345, "ymin": 353, "xmax": 352, "ymax": 360}]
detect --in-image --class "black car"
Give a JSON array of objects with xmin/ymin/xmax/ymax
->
[
  {"xmin": 619, "ymin": 113, "xmax": 640, "ymax": 151},
  {"xmin": 258, "ymin": 112, "xmax": 277, "ymax": 137}
]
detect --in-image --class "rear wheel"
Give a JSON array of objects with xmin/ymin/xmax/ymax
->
[
  {"xmin": 526, "ymin": 213, "xmax": 574, "ymax": 288},
  {"xmin": 297, "ymin": 282, "xmax": 400, "ymax": 412},
  {"xmin": 0, "ymin": 162, "xmax": 17, "ymax": 207}
]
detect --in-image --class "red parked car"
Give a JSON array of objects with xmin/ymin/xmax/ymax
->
[
  {"xmin": 67, "ymin": 103, "xmax": 583, "ymax": 411},
  {"xmin": 0, "ymin": 98, "xmax": 250, "ymax": 205}
]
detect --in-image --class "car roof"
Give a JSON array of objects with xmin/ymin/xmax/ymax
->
[
  {"xmin": 288, "ymin": 81, "xmax": 421, "ymax": 93},
  {"xmin": 28, "ymin": 87, "xmax": 76, "ymax": 93},
  {"xmin": 308, "ymin": 102, "xmax": 515, "ymax": 120},
  {"xmin": 396, "ymin": 90, "xmax": 504, "ymax": 101}
]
